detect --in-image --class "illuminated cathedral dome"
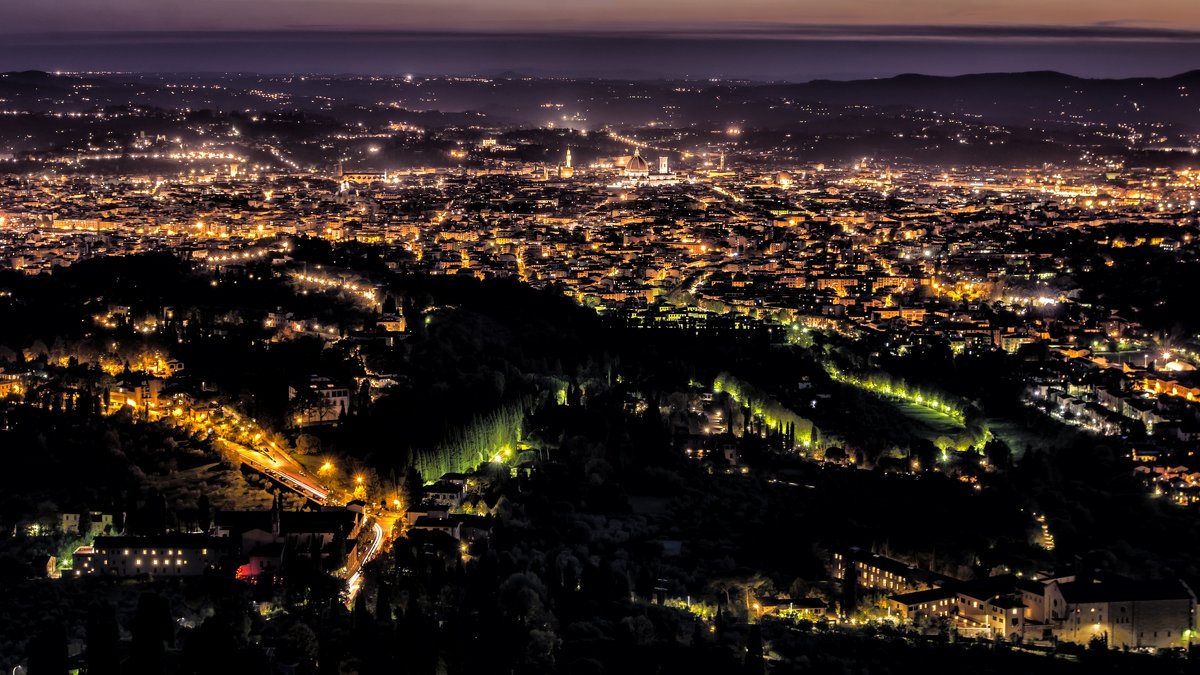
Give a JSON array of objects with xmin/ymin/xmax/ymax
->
[{"xmin": 624, "ymin": 151, "xmax": 650, "ymax": 177}]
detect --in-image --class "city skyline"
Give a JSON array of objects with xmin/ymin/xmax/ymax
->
[{"xmin": 2, "ymin": 2, "xmax": 1200, "ymax": 673}]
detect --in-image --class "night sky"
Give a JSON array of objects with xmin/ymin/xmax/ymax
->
[{"xmin": 2, "ymin": 0, "xmax": 1199, "ymax": 78}]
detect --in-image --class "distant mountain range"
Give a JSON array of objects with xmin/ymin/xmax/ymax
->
[
  {"xmin": 2, "ymin": 69, "xmax": 1198, "ymax": 132},
  {"xmin": 762, "ymin": 70, "xmax": 1200, "ymax": 128}
]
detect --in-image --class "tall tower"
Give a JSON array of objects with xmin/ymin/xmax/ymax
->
[
  {"xmin": 658, "ymin": 156, "xmax": 669, "ymax": 174},
  {"xmin": 719, "ymin": 152, "xmax": 725, "ymax": 171},
  {"xmin": 559, "ymin": 146, "xmax": 576, "ymax": 179}
]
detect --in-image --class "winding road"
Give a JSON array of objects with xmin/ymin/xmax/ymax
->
[{"xmin": 345, "ymin": 521, "xmax": 386, "ymax": 606}]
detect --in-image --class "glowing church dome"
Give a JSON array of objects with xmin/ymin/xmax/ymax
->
[{"xmin": 624, "ymin": 151, "xmax": 650, "ymax": 177}]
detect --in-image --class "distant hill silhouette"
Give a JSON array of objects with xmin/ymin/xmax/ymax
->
[{"xmin": 2, "ymin": 69, "xmax": 1197, "ymax": 130}]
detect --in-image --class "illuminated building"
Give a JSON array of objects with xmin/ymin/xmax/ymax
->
[
  {"xmin": 887, "ymin": 587, "xmax": 958, "ymax": 621},
  {"xmin": 559, "ymin": 147, "xmax": 575, "ymax": 179},
  {"xmin": 72, "ymin": 535, "xmax": 227, "ymax": 577},
  {"xmin": 831, "ymin": 549, "xmax": 950, "ymax": 594},
  {"xmin": 624, "ymin": 150, "xmax": 650, "ymax": 178},
  {"xmin": 1046, "ymin": 576, "xmax": 1196, "ymax": 650},
  {"xmin": 288, "ymin": 375, "xmax": 352, "ymax": 427}
]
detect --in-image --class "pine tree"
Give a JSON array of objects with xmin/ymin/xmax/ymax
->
[
  {"xmin": 85, "ymin": 601, "xmax": 120, "ymax": 675},
  {"xmin": 742, "ymin": 624, "xmax": 765, "ymax": 675}
]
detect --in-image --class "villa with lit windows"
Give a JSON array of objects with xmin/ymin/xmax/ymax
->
[
  {"xmin": 0, "ymin": 369, "xmax": 23, "ymax": 397},
  {"xmin": 885, "ymin": 567, "xmax": 1197, "ymax": 649},
  {"xmin": 72, "ymin": 534, "xmax": 227, "ymax": 577},
  {"xmin": 288, "ymin": 375, "xmax": 352, "ymax": 427}
]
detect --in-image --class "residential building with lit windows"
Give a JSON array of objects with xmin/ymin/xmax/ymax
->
[
  {"xmin": 72, "ymin": 535, "xmax": 227, "ymax": 577},
  {"xmin": 887, "ymin": 587, "xmax": 958, "ymax": 621},
  {"xmin": 0, "ymin": 370, "xmax": 23, "ymax": 398},
  {"xmin": 288, "ymin": 375, "xmax": 352, "ymax": 427},
  {"xmin": 954, "ymin": 576, "xmax": 1027, "ymax": 629},
  {"xmin": 889, "ymin": 574, "xmax": 1047, "ymax": 639},
  {"xmin": 831, "ymin": 549, "xmax": 952, "ymax": 594},
  {"xmin": 888, "ymin": 570, "xmax": 1197, "ymax": 648},
  {"xmin": 984, "ymin": 596, "xmax": 1028, "ymax": 642}
]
